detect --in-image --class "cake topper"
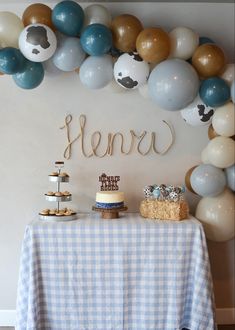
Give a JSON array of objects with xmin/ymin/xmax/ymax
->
[{"xmin": 99, "ymin": 173, "xmax": 120, "ymax": 191}]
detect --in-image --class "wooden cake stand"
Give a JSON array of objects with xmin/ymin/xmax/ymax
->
[{"xmin": 92, "ymin": 206, "xmax": 128, "ymax": 219}]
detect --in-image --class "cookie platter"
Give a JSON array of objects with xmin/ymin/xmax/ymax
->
[{"xmin": 39, "ymin": 162, "xmax": 77, "ymax": 221}]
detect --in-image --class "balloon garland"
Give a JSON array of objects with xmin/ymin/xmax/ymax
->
[{"xmin": 0, "ymin": 1, "xmax": 234, "ymax": 241}]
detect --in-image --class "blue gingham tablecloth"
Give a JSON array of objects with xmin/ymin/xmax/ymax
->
[{"xmin": 16, "ymin": 213, "xmax": 216, "ymax": 330}]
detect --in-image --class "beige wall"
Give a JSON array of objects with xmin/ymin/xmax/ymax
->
[{"xmin": 0, "ymin": 1, "xmax": 234, "ymax": 313}]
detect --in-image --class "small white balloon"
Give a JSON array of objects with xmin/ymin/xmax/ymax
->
[
  {"xmin": 196, "ymin": 189, "xmax": 235, "ymax": 242},
  {"xmin": 19, "ymin": 24, "xmax": 57, "ymax": 62},
  {"xmin": 84, "ymin": 4, "xmax": 112, "ymax": 28},
  {"xmin": 207, "ymin": 136, "xmax": 235, "ymax": 168},
  {"xmin": 169, "ymin": 26, "xmax": 199, "ymax": 60},
  {"xmin": 114, "ymin": 52, "xmax": 150, "ymax": 90},
  {"xmin": 220, "ymin": 63, "xmax": 235, "ymax": 86},
  {"xmin": 212, "ymin": 102, "xmax": 235, "ymax": 137},
  {"xmin": 181, "ymin": 95, "xmax": 215, "ymax": 126}
]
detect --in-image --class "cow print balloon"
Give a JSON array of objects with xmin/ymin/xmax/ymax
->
[
  {"xmin": 114, "ymin": 52, "xmax": 150, "ymax": 90},
  {"xmin": 181, "ymin": 95, "xmax": 215, "ymax": 126}
]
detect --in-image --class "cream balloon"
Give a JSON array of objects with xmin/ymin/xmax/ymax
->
[
  {"xmin": 207, "ymin": 136, "xmax": 235, "ymax": 168},
  {"xmin": 201, "ymin": 147, "xmax": 210, "ymax": 164},
  {"xmin": 196, "ymin": 189, "xmax": 235, "ymax": 242},
  {"xmin": 212, "ymin": 102, "xmax": 235, "ymax": 137},
  {"xmin": 220, "ymin": 63, "xmax": 235, "ymax": 86},
  {"xmin": 169, "ymin": 26, "xmax": 199, "ymax": 60},
  {"xmin": 0, "ymin": 11, "xmax": 24, "ymax": 48},
  {"xmin": 84, "ymin": 4, "xmax": 112, "ymax": 28}
]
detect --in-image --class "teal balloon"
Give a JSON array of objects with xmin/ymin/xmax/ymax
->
[
  {"xmin": 199, "ymin": 37, "xmax": 215, "ymax": 45},
  {"xmin": 80, "ymin": 23, "xmax": 112, "ymax": 56},
  {"xmin": 190, "ymin": 164, "xmax": 226, "ymax": 197},
  {"xmin": 13, "ymin": 60, "xmax": 44, "ymax": 89},
  {"xmin": 199, "ymin": 77, "xmax": 230, "ymax": 107},
  {"xmin": 225, "ymin": 165, "xmax": 235, "ymax": 191},
  {"xmin": 52, "ymin": 1, "xmax": 84, "ymax": 36},
  {"xmin": 0, "ymin": 47, "xmax": 26, "ymax": 74},
  {"xmin": 148, "ymin": 59, "xmax": 199, "ymax": 111}
]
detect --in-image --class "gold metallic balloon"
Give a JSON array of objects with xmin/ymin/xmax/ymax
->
[
  {"xmin": 0, "ymin": 71, "xmax": 4, "ymax": 76},
  {"xmin": 192, "ymin": 44, "xmax": 226, "ymax": 78},
  {"xmin": 111, "ymin": 14, "xmax": 143, "ymax": 52},
  {"xmin": 136, "ymin": 27, "xmax": 170, "ymax": 64},
  {"xmin": 185, "ymin": 166, "xmax": 198, "ymax": 194},
  {"xmin": 22, "ymin": 3, "xmax": 54, "ymax": 30}
]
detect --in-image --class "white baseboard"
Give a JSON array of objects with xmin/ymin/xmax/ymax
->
[
  {"xmin": 216, "ymin": 307, "xmax": 235, "ymax": 325},
  {"xmin": 0, "ymin": 308, "xmax": 234, "ymax": 326},
  {"xmin": 0, "ymin": 310, "xmax": 16, "ymax": 326}
]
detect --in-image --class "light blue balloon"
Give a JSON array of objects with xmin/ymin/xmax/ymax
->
[
  {"xmin": 231, "ymin": 80, "xmax": 235, "ymax": 103},
  {"xmin": 148, "ymin": 59, "xmax": 199, "ymax": 111},
  {"xmin": 190, "ymin": 164, "xmax": 226, "ymax": 197},
  {"xmin": 52, "ymin": 37, "xmax": 86, "ymax": 72},
  {"xmin": 52, "ymin": 0, "xmax": 84, "ymax": 36},
  {"xmin": 80, "ymin": 23, "xmax": 112, "ymax": 56},
  {"xmin": 79, "ymin": 54, "xmax": 113, "ymax": 89},
  {"xmin": 199, "ymin": 77, "xmax": 230, "ymax": 107},
  {"xmin": 12, "ymin": 60, "xmax": 44, "ymax": 89},
  {"xmin": 225, "ymin": 165, "xmax": 235, "ymax": 191},
  {"xmin": 0, "ymin": 47, "xmax": 27, "ymax": 74}
]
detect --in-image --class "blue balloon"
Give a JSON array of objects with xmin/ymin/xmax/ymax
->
[
  {"xmin": 231, "ymin": 80, "xmax": 235, "ymax": 103},
  {"xmin": 225, "ymin": 165, "xmax": 235, "ymax": 191},
  {"xmin": 199, "ymin": 36, "xmax": 215, "ymax": 45},
  {"xmin": 0, "ymin": 47, "xmax": 27, "ymax": 74},
  {"xmin": 148, "ymin": 59, "xmax": 199, "ymax": 111},
  {"xmin": 52, "ymin": 0, "xmax": 84, "ymax": 36},
  {"xmin": 80, "ymin": 23, "xmax": 112, "ymax": 56},
  {"xmin": 13, "ymin": 60, "xmax": 44, "ymax": 89},
  {"xmin": 190, "ymin": 164, "xmax": 226, "ymax": 197},
  {"xmin": 79, "ymin": 54, "xmax": 113, "ymax": 89},
  {"xmin": 199, "ymin": 77, "xmax": 230, "ymax": 107}
]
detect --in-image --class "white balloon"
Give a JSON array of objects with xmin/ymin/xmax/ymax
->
[
  {"xmin": 19, "ymin": 24, "xmax": 57, "ymax": 62},
  {"xmin": 181, "ymin": 95, "xmax": 215, "ymax": 126},
  {"xmin": 114, "ymin": 52, "xmax": 150, "ymax": 90},
  {"xmin": 220, "ymin": 63, "xmax": 235, "ymax": 86},
  {"xmin": 196, "ymin": 189, "xmax": 235, "ymax": 242},
  {"xmin": 207, "ymin": 136, "xmax": 235, "ymax": 168},
  {"xmin": 169, "ymin": 26, "xmax": 199, "ymax": 60},
  {"xmin": 212, "ymin": 102, "xmax": 235, "ymax": 137},
  {"xmin": 0, "ymin": 12, "xmax": 24, "ymax": 48},
  {"xmin": 201, "ymin": 147, "xmax": 210, "ymax": 164},
  {"xmin": 84, "ymin": 4, "xmax": 112, "ymax": 28}
]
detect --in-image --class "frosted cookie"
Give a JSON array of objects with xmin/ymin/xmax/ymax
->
[
  {"xmin": 46, "ymin": 191, "xmax": 54, "ymax": 196},
  {"xmin": 50, "ymin": 172, "xmax": 58, "ymax": 176},
  {"xmin": 55, "ymin": 192, "xmax": 63, "ymax": 197},
  {"xmin": 63, "ymin": 191, "xmax": 71, "ymax": 196},
  {"xmin": 40, "ymin": 209, "xmax": 50, "ymax": 215}
]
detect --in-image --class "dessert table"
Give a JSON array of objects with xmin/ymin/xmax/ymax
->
[{"xmin": 16, "ymin": 213, "xmax": 216, "ymax": 330}]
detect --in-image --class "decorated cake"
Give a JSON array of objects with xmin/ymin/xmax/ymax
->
[
  {"xmin": 96, "ymin": 191, "xmax": 124, "ymax": 209},
  {"xmin": 92, "ymin": 173, "xmax": 127, "ymax": 218},
  {"xmin": 140, "ymin": 184, "xmax": 189, "ymax": 220}
]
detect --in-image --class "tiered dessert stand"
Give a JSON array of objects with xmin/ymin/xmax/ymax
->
[{"xmin": 39, "ymin": 161, "xmax": 77, "ymax": 221}]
